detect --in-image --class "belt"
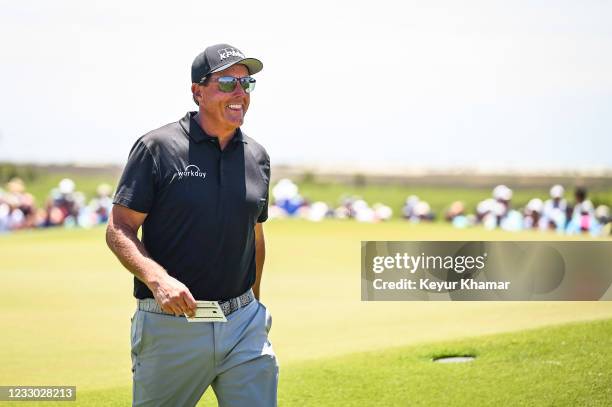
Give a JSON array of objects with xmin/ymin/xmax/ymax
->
[{"xmin": 137, "ymin": 289, "xmax": 255, "ymax": 318}]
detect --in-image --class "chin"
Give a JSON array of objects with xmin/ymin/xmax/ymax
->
[{"xmin": 225, "ymin": 117, "xmax": 244, "ymax": 127}]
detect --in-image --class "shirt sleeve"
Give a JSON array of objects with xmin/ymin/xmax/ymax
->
[
  {"xmin": 257, "ymin": 153, "xmax": 271, "ymax": 223},
  {"xmin": 112, "ymin": 140, "xmax": 158, "ymax": 213}
]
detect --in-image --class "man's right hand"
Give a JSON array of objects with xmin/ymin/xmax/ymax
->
[
  {"xmin": 106, "ymin": 205, "xmax": 197, "ymax": 317},
  {"xmin": 149, "ymin": 274, "xmax": 197, "ymax": 317}
]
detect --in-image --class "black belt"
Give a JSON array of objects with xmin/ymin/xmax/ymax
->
[{"xmin": 137, "ymin": 289, "xmax": 255, "ymax": 317}]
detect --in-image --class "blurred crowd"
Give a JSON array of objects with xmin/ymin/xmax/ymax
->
[
  {"xmin": 0, "ymin": 177, "xmax": 113, "ymax": 233},
  {"xmin": 1, "ymin": 177, "xmax": 610, "ymax": 237},
  {"xmin": 444, "ymin": 184, "xmax": 610, "ymax": 236},
  {"xmin": 269, "ymin": 178, "xmax": 394, "ymax": 222},
  {"xmin": 268, "ymin": 179, "xmax": 611, "ymax": 236}
]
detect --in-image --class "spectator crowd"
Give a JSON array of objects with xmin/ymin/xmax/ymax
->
[
  {"xmin": 444, "ymin": 184, "xmax": 610, "ymax": 236},
  {"xmin": 0, "ymin": 177, "xmax": 112, "ymax": 233},
  {"xmin": 1, "ymin": 177, "xmax": 610, "ymax": 237},
  {"xmin": 267, "ymin": 179, "xmax": 611, "ymax": 236}
]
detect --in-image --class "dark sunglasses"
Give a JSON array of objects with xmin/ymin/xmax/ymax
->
[{"xmin": 201, "ymin": 76, "xmax": 256, "ymax": 93}]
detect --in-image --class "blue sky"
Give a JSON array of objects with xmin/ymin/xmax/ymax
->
[{"xmin": 1, "ymin": 0, "xmax": 611, "ymax": 170}]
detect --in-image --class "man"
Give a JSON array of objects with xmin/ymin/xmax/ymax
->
[
  {"xmin": 540, "ymin": 184, "xmax": 567, "ymax": 232},
  {"xmin": 106, "ymin": 44, "xmax": 277, "ymax": 407}
]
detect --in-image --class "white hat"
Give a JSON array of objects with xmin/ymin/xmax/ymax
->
[
  {"xmin": 527, "ymin": 198, "xmax": 544, "ymax": 213},
  {"xmin": 493, "ymin": 185, "xmax": 512, "ymax": 201},
  {"xmin": 352, "ymin": 199, "xmax": 368, "ymax": 212},
  {"xmin": 272, "ymin": 178, "xmax": 298, "ymax": 201},
  {"xmin": 373, "ymin": 203, "xmax": 393, "ymax": 220},
  {"xmin": 595, "ymin": 205, "xmax": 610, "ymax": 219},
  {"xmin": 414, "ymin": 201, "xmax": 431, "ymax": 217},
  {"xmin": 307, "ymin": 201, "xmax": 328, "ymax": 222},
  {"xmin": 477, "ymin": 198, "xmax": 495, "ymax": 214},
  {"xmin": 550, "ymin": 184, "xmax": 564, "ymax": 199},
  {"xmin": 59, "ymin": 178, "xmax": 75, "ymax": 194},
  {"xmin": 579, "ymin": 200, "xmax": 594, "ymax": 213},
  {"xmin": 355, "ymin": 207, "xmax": 375, "ymax": 222},
  {"xmin": 405, "ymin": 195, "xmax": 419, "ymax": 205}
]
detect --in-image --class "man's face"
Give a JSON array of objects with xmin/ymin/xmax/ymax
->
[{"xmin": 194, "ymin": 64, "xmax": 251, "ymax": 129}]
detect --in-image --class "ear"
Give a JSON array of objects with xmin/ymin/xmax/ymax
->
[{"xmin": 191, "ymin": 83, "xmax": 202, "ymax": 103}]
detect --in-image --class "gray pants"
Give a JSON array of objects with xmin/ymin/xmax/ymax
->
[{"xmin": 130, "ymin": 299, "xmax": 278, "ymax": 406}]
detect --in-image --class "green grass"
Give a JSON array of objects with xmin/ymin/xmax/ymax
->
[
  {"xmin": 13, "ymin": 319, "xmax": 612, "ymax": 406},
  {"xmin": 277, "ymin": 318, "xmax": 612, "ymax": 406},
  {"xmin": 1, "ymin": 221, "xmax": 611, "ymax": 406}
]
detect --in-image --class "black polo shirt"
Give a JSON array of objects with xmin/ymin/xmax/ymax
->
[{"xmin": 113, "ymin": 111, "xmax": 270, "ymax": 301}]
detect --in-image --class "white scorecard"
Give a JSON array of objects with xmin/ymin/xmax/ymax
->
[{"xmin": 186, "ymin": 301, "xmax": 228, "ymax": 323}]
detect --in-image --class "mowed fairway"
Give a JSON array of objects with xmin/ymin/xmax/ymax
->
[{"xmin": 1, "ymin": 220, "xmax": 611, "ymax": 406}]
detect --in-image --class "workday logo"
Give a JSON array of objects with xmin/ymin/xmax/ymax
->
[
  {"xmin": 177, "ymin": 165, "xmax": 207, "ymax": 180},
  {"xmin": 218, "ymin": 47, "xmax": 245, "ymax": 61}
]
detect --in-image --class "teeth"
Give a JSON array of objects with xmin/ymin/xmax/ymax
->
[{"xmin": 228, "ymin": 104, "xmax": 242, "ymax": 110}]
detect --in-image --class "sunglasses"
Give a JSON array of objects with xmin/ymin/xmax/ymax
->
[{"xmin": 201, "ymin": 76, "xmax": 256, "ymax": 93}]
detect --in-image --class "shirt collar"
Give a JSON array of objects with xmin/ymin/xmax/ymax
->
[{"xmin": 179, "ymin": 112, "xmax": 247, "ymax": 145}]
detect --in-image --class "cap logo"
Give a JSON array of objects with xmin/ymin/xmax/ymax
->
[{"xmin": 218, "ymin": 47, "xmax": 245, "ymax": 61}]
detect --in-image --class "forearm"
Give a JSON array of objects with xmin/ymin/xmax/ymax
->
[{"xmin": 105, "ymin": 221, "xmax": 167, "ymax": 290}]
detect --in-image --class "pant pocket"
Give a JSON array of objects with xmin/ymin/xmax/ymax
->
[
  {"xmin": 259, "ymin": 302, "xmax": 272, "ymax": 334},
  {"xmin": 130, "ymin": 310, "xmax": 145, "ymax": 373}
]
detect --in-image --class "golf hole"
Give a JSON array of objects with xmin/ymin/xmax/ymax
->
[{"xmin": 432, "ymin": 355, "xmax": 476, "ymax": 363}]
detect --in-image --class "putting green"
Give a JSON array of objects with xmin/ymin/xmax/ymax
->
[{"xmin": 1, "ymin": 220, "xmax": 610, "ymax": 405}]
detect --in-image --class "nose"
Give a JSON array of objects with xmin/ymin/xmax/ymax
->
[{"xmin": 231, "ymin": 81, "xmax": 248, "ymax": 96}]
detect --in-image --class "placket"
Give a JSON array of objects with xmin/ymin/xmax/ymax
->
[{"xmin": 219, "ymin": 151, "xmax": 226, "ymax": 187}]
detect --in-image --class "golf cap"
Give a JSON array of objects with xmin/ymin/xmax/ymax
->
[{"xmin": 191, "ymin": 44, "xmax": 263, "ymax": 84}]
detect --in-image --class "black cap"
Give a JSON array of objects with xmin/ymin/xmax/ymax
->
[{"xmin": 191, "ymin": 44, "xmax": 263, "ymax": 84}]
